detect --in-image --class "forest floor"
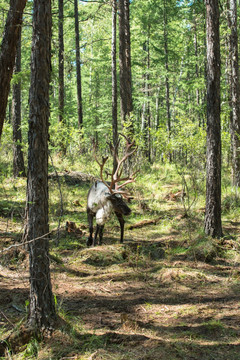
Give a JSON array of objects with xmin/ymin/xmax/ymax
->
[{"xmin": 1, "ymin": 168, "xmax": 240, "ymax": 359}]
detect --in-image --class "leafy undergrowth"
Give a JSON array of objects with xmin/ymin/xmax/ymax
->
[{"xmin": 1, "ymin": 163, "xmax": 240, "ymax": 359}]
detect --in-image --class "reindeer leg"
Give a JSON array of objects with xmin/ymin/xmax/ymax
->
[
  {"xmin": 93, "ymin": 225, "xmax": 100, "ymax": 246},
  {"xmin": 87, "ymin": 210, "xmax": 94, "ymax": 246},
  {"xmin": 115, "ymin": 212, "xmax": 125, "ymax": 243},
  {"xmin": 99, "ymin": 225, "xmax": 104, "ymax": 245}
]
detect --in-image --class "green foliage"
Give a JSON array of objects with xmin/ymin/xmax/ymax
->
[
  {"xmin": 187, "ymin": 236, "xmax": 219, "ymax": 263},
  {"xmin": 0, "ymin": 0, "xmax": 235, "ymax": 168},
  {"xmin": 22, "ymin": 338, "xmax": 40, "ymax": 359},
  {"xmin": 222, "ymin": 191, "xmax": 240, "ymax": 218}
]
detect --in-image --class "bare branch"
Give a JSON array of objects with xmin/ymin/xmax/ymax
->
[{"xmin": 1, "ymin": 227, "xmax": 65, "ymax": 254}]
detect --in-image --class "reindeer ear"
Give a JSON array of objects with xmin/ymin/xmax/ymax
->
[{"xmin": 105, "ymin": 192, "xmax": 112, "ymax": 199}]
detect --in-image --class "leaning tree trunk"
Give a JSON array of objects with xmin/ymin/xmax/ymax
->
[
  {"xmin": 12, "ymin": 28, "xmax": 26, "ymax": 178},
  {"xmin": 58, "ymin": 0, "xmax": 64, "ymax": 123},
  {"xmin": 228, "ymin": 0, "xmax": 240, "ymax": 187},
  {"xmin": 26, "ymin": 0, "xmax": 56, "ymax": 330},
  {"xmin": 0, "ymin": 0, "xmax": 27, "ymax": 140},
  {"xmin": 74, "ymin": 0, "xmax": 83, "ymax": 130},
  {"xmin": 204, "ymin": 0, "xmax": 222, "ymax": 238}
]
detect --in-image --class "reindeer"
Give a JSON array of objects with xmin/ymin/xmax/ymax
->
[{"xmin": 86, "ymin": 135, "xmax": 137, "ymax": 246}]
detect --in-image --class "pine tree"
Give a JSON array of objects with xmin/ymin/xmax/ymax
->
[
  {"xmin": 204, "ymin": 0, "xmax": 222, "ymax": 238},
  {"xmin": 26, "ymin": 0, "xmax": 56, "ymax": 329},
  {"xmin": 12, "ymin": 28, "xmax": 26, "ymax": 178},
  {"xmin": 0, "ymin": 0, "xmax": 27, "ymax": 139}
]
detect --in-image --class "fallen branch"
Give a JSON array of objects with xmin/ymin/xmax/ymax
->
[
  {"xmin": 0, "ymin": 310, "xmax": 15, "ymax": 327},
  {"xmin": 1, "ymin": 226, "xmax": 65, "ymax": 254},
  {"xmin": 128, "ymin": 217, "xmax": 161, "ymax": 230}
]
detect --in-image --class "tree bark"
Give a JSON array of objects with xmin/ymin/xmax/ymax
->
[
  {"xmin": 58, "ymin": 0, "xmax": 64, "ymax": 123},
  {"xmin": 204, "ymin": 0, "xmax": 222, "ymax": 238},
  {"xmin": 26, "ymin": 0, "xmax": 56, "ymax": 330},
  {"xmin": 193, "ymin": 14, "xmax": 201, "ymax": 126},
  {"xmin": 74, "ymin": 0, "xmax": 83, "ymax": 130},
  {"xmin": 141, "ymin": 27, "xmax": 151, "ymax": 162},
  {"xmin": 0, "ymin": 0, "xmax": 27, "ymax": 140},
  {"xmin": 124, "ymin": 0, "xmax": 133, "ymax": 114},
  {"xmin": 12, "ymin": 28, "xmax": 26, "ymax": 178},
  {"xmin": 94, "ymin": 72, "xmax": 100, "ymax": 147},
  {"xmin": 118, "ymin": 0, "xmax": 133, "ymax": 130},
  {"xmin": 112, "ymin": 0, "xmax": 118, "ymax": 170},
  {"xmin": 163, "ymin": 0, "xmax": 171, "ymax": 141},
  {"xmin": 163, "ymin": 0, "xmax": 171, "ymax": 162},
  {"xmin": 228, "ymin": 0, "xmax": 240, "ymax": 187}
]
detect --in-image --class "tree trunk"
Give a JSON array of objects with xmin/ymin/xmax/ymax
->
[
  {"xmin": 112, "ymin": 0, "xmax": 118, "ymax": 170},
  {"xmin": 228, "ymin": 0, "xmax": 240, "ymax": 187},
  {"xmin": 141, "ymin": 27, "xmax": 151, "ymax": 162},
  {"xmin": 12, "ymin": 28, "xmax": 26, "ymax": 178},
  {"xmin": 204, "ymin": 0, "xmax": 222, "ymax": 238},
  {"xmin": 26, "ymin": 0, "xmax": 56, "ymax": 330},
  {"xmin": 0, "ymin": 0, "xmax": 27, "ymax": 140},
  {"xmin": 193, "ymin": 14, "xmax": 201, "ymax": 126},
  {"xmin": 118, "ymin": 0, "xmax": 133, "ymax": 131},
  {"xmin": 74, "ymin": 0, "xmax": 83, "ymax": 130},
  {"xmin": 94, "ymin": 72, "xmax": 100, "ymax": 147},
  {"xmin": 58, "ymin": 0, "xmax": 64, "ymax": 123},
  {"xmin": 163, "ymin": 0, "xmax": 171, "ymax": 161},
  {"xmin": 124, "ymin": 0, "xmax": 133, "ymax": 115},
  {"xmin": 155, "ymin": 83, "xmax": 161, "ymax": 130}
]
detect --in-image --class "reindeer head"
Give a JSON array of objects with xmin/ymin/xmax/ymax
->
[
  {"xmin": 93, "ymin": 133, "xmax": 138, "ymax": 201},
  {"xmin": 106, "ymin": 192, "xmax": 131, "ymax": 215}
]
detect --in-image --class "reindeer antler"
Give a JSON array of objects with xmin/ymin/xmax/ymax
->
[
  {"xmin": 92, "ymin": 139, "xmax": 110, "ymax": 190},
  {"xmin": 108, "ymin": 134, "xmax": 138, "ymax": 197},
  {"xmin": 93, "ymin": 135, "xmax": 138, "ymax": 198}
]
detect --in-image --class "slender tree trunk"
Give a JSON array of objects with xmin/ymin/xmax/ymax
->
[
  {"xmin": 124, "ymin": 0, "xmax": 133, "ymax": 115},
  {"xmin": 26, "ymin": 0, "xmax": 56, "ymax": 329},
  {"xmin": 155, "ymin": 83, "xmax": 161, "ymax": 130},
  {"xmin": 58, "ymin": 0, "xmax": 64, "ymax": 123},
  {"xmin": 141, "ymin": 73, "xmax": 148, "ymax": 149},
  {"xmin": 74, "ymin": 0, "xmax": 83, "ymax": 130},
  {"xmin": 118, "ymin": 0, "xmax": 133, "ymax": 132},
  {"xmin": 141, "ymin": 27, "xmax": 151, "ymax": 161},
  {"xmin": 12, "ymin": 28, "xmax": 26, "ymax": 178},
  {"xmin": 204, "ymin": 0, "xmax": 222, "ymax": 238},
  {"xmin": 228, "ymin": 0, "xmax": 240, "ymax": 187},
  {"xmin": 226, "ymin": 2, "xmax": 234, "ymax": 170},
  {"xmin": 0, "ymin": 0, "xmax": 27, "ymax": 140},
  {"xmin": 146, "ymin": 29, "xmax": 151, "ymax": 163},
  {"xmin": 163, "ymin": 0, "xmax": 171, "ymax": 160},
  {"xmin": 119, "ymin": 0, "xmax": 127, "ymax": 121},
  {"xmin": 94, "ymin": 72, "xmax": 100, "ymax": 147},
  {"xmin": 193, "ymin": 14, "xmax": 201, "ymax": 126},
  {"xmin": 112, "ymin": 0, "xmax": 118, "ymax": 170}
]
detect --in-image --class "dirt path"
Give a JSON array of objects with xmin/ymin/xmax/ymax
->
[{"xmin": 1, "ymin": 230, "xmax": 240, "ymax": 360}]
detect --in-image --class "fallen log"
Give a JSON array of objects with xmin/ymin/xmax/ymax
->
[{"xmin": 128, "ymin": 217, "xmax": 161, "ymax": 230}]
